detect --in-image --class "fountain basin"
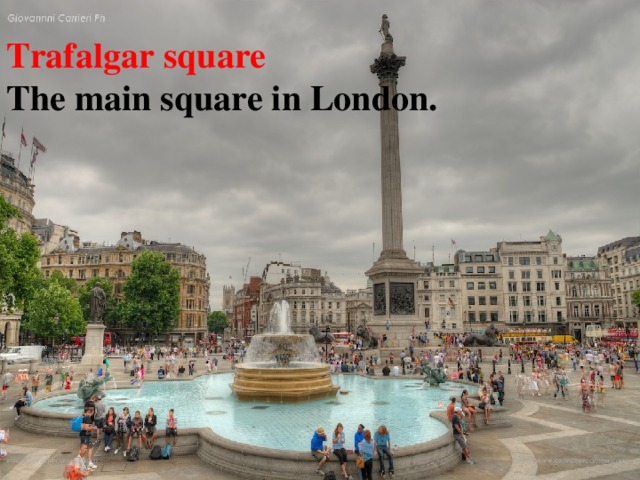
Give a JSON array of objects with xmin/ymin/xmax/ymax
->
[{"xmin": 232, "ymin": 361, "xmax": 340, "ymax": 402}]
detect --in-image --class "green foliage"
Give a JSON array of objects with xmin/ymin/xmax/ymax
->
[
  {"xmin": 77, "ymin": 277, "xmax": 117, "ymax": 326},
  {"xmin": 0, "ymin": 196, "xmax": 42, "ymax": 309},
  {"xmin": 48, "ymin": 270, "xmax": 78, "ymax": 293},
  {"xmin": 208, "ymin": 311, "xmax": 229, "ymax": 334},
  {"xmin": 121, "ymin": 250, "xmax": 180, "ymax": 336},
  {"xmin": 632, "ymin": 289, "xmax": 640, "ymax": 307},
  {"xmin": 23, "ymin": 282, "xmax": 85, "ymax": 342}
]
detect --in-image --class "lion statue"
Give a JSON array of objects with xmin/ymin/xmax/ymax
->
[
  {"xmin": 309, "ymin": 325, "xmax": 334, "ymax": 343},
  {"xmin": 356, "ymin": 324, "xmax": 379, "ymax": 349},
  {"xmin": 463, "ymin": 324, "xmax": 499, "ymax": 347}
]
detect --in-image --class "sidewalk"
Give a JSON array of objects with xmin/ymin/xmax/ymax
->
[{"xmin": 1, "ymin": 356, "xmax": 639, "ymax": 479}]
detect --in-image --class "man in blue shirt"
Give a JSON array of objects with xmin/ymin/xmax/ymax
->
[{"xmin": 310, "ymin": 426, "xmax": 331, "ymax": 476}]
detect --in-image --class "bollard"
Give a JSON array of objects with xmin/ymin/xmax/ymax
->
[
  {"xmin": 507, "ymin": 359, "xmax": 511, "ymax": 375},
  {"xmin": 520, "ymin": 359, "xmax": 525, "ymax": 374},
  {"xmin": 28, "ymin": 359, "xmax": 37, "ymax": 374}
]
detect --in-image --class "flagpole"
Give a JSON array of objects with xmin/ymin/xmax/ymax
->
[
  {"xmin": 0, "ymin": 115, "xmax": 6, "ymax": 152},
  {"xmin": 17, "ymin": 125, "xmax": 24, "ymax": 170}
]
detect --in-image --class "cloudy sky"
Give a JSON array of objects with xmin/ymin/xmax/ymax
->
[{"xmin": 2, "ymin": 0, "xmax": 638, "ymax": 309}]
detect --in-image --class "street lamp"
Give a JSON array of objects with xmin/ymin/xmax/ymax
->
[
  {"xmin": 325, "ymin": 326, "xmax": 330, "ymax": 364},
  {"xmin": 53, "ymin": 315, "xmax": 59, "ymax": 357}
]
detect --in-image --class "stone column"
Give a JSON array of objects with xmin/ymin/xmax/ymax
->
[{"xmin": 370, "ymin": 42, "xmax": 407, "ymax": 260}]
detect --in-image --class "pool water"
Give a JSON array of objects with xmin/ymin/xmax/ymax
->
[{"xmin": 34, "ymin": 373, "xmax": 459, "ymax": 451}]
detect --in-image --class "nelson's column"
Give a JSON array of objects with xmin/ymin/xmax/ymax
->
[{"xmin": 366, "ymin": 15, "xmax": 423, "ymax": 346}]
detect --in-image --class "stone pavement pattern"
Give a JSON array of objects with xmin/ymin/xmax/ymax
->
[{"xmin": 1, "ymin": 356, "xmax": 639, "ymax": 479}]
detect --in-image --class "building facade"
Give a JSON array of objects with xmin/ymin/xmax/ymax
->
[
  {"xmin": 259, "ymin": 264, "xmax": 346, "ymax": 337},
  {"xmin": 456, "ymin": 250, "xmax": 504, "ymax": 331},
  {"xmin": 417, "ymin": 263, "xmax": 462, "ymax": 338},
  {"xmin": 0, "ymin": 152, "xmax": 35, "ymax": 236},
  {"xmin": 565, "ymin": 255, "xmax": 613, "ymax": 342},
  {"xmin": 345, "ymin": 285, "xmax": 373, "ymax": 333},
  {"xmin": 496, "ymin": 231, "xmax": 567, "ymax": 333},
  {"xmin": 598, "ymin": 237, "xmax": 640, "ymax": 328},
  {"xmin": 232, "ymin": 277, "xmax": 261, "ymax": 340},
  {"xmin": 40, "ymin": 230, "xmax": 210, "ymax": 346}
]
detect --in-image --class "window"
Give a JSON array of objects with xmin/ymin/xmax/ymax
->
[
  {"xmin": 537, "ymin": 270, "xmax": 543, "ymax": 279},
  {"xmin": 424, "ymin": 281, "xmax": 429, "ymax": 289},
  {"xmin": 68, "ymin": 269, "xmax": 73, "ymax": 278},
  {"xmin": 571, "ymin": 287, "xmax": 577, "ymax": 297},
  {"xmin": 477, "ymin": 266, "xmax": 485, "ymax": 274},
  {"xmin": 537, "ymin": 296, "xmax": 545, "ymax": 306},
  {"xmin": 92, "ymin": 269, "xmax": 98, "ymax": 277},
  {"xmin": 424, "ymin": 295, "xmax": 430, "ymax": 301},
  {"xmin": 552, "ymin": 270, "xmax": 562, "ymax": 278},
  {"xmin": 521, "ymin": 270, "xmax": 530, "ymax": 279},
  {"xmin": 187, "ymin": 285, "xmax": 195, "ymax": 295},
  {"xmin": 490, "ymin": 312, "xmax": 499, "ymax": 322},
  {"xmin": 479, "ymin": 296, "xmax": 486, "ymax": 306},
  {"xmin": 536, "ymin": 256, "xmax": 542, "ymax": 265},
  {"xmin": 523, "ymin": 296, "xmax": 531, "ymax": 307},
  {"xmin": 519, "ymin": 257, "xmax": 530, "ymax": 265},
  {"xmin": 556, "ymin": 297, "xmax": 561, "ymax": 306},
  {"xmin": 538, "ymin": 311, "xmax": 546, "ymax": 323},
  {"xmin": 469, "ymin": 312, "xmax": 476, "ymax": 322},
  {"xmin": 468, "ymin": 297, "xmax": 475, "ymax": 305},
  {"xmin": 449, "ymin": 280, "xmax": 455, "ymax": 288},
  {"xmin": 522, "ymin": 282, "xmax": 531, "ymax": 292},
  {"xmin": 490, "ymin": 296, "xmax": 498, "ymax": 305},
  {"xmin": 479, "ymin": 312, "xmax": 487, "ymax": 322},
  {"xmin": 584, "ymin": 305, "xmax": 590, "ymax": 317},
  {"xmin": 509, "ymin": 311, "xmax": 518, "ymax": 322},
  {"xmin": 440, "ymin": 307, "xmax": 446, "ymax": 317},
  {"xmin": 302, "ymin": 302, "xmax": 306, "ymax": 310},
  {"xmin": 439, "ymin": 280, "xmax": 444, "ymax": 288},
  {"xmin": 302, "ymin": 289, "xmax": 306, "ymax": 295},
  {"xmin": 488, "ymin": 266, "xmax": 495, "ymax": 273},
  {"xmin": 508, "ymin": 282, "xmax": 517, "ymax": 292},
  {"xmin": 466, "ymin": 266, "xmax": 473, "ymax": 274},
  {"xmin": 489, "ymin": 281, "xmax": 497, "ymax": 290},
  {"xmin": 508, "ymin": 257, "xmax": 514, "ymax": 266},
  {"xmin": 553, "ymin": 257, "xmax": 558, "ymax": 265},
  {"xmin": 105, "ymin": 268, "xmax": 109, "ymax": 277},
  {"xmin": 536, "ymin": 282, "xmax": 545, "ymax": 292},
  {"xmin": 594, "ymin": 305, "xmax": 600, "ymax": 317},
  {"xmin": 467, "ymin": 282, "xmax": 474, "ymax": 290},
  {"xmin": 555, "ymin": 282, "xmax": 560, "ymax": 291},
  {"xmin": 573, "ymin": 306, "xmax": 579, "ymax": 317},
  {"xmin": 509, "ymin": 271, "xmax": 515, "ymax": 279},
  {"xmin": 478, "ymin": 282, "xmax": 486, "ymax": 290},
  {"xmin": 524, "ymin": 311, "xmax": 533, "ymax": 322},
  {"xmin": 336, "ymin": 302, "xmax": 341, "ymax": 309},
  {"xmin": 509, "ymin": 296, "xmax": 517, "ymax": 307},
  {"xmin": 424, "ymin": 307, "xmax": 430, "ymax": 317}
]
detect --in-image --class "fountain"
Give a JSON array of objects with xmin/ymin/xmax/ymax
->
[{"xmin": 231, "ymin": 300, "xmax": 340, "ymax": 402}]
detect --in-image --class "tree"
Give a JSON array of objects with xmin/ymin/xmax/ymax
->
[
  {"xmin": 77, "ymin": 277, "xmax": 118, "ymax": 327},
  {"xmin": 48, "ymin": 270, "xmax": 78, "ymax": 293},
  {"xmin": 121, "ymin": 250, "xmax": 180, "ymax": 339},
  {"xmin": 23, "ymin": 282, "xmax": 85, "ymax": 344},
  {"xmin": 208, "ymin": 311, "xmax": 229, "ymax": 334},
  {"xmin": 633, "ymin": 290, "xmax": 640, "ymax": 317},
  {"xmin": 0, "ymin": 196, "xmax": 42, "ymax": 310}
]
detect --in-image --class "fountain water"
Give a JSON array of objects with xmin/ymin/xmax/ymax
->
[{"xmin": 231, "ymin": 300, "xmax": 340, "ymax": 402}]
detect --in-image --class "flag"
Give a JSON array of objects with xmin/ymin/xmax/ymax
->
[
  {"xmin": 1, "ymin": 116, "xmax": 5, "ymax": 139},
  {"xmin": 20, "ymin": 128, "xmax": 27, "ymax": 147},
  {"xmin": 451, "ymin": 238, "xmax": 457, "ymax": 247},
  {"xmin": 31, "ymin": 149, "xmax": 38, "ymax": 168},
  {"xmin": 33, "ymin": 137, "xmax": 47, "ymax": 153}
]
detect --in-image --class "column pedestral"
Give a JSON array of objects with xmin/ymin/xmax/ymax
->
[{"xmin": 80, "ymin": 323, "xmax": 105, "ymax": 368}]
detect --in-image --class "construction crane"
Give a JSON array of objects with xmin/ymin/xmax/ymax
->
[{"xmin": 242, "ymin": 257, "xmax": 251, "ymax": 285}]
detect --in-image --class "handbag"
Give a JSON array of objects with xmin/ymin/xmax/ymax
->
[{"xmin": 356, "ymin": 456, "xmax": 365, "ymax": 468}]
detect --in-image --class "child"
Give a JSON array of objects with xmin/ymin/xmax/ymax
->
[{"xmin": 165, "ymin": 409, "xmax": 178, "ymax": 446}]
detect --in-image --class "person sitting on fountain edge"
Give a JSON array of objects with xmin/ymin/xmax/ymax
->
[
  {"xmin": 157, "ymin": 366, "xmax": 166, "ymax": 380},
  {"xmin": 311, "ymin": 426, "xmax": 331, "ymax": 476}
]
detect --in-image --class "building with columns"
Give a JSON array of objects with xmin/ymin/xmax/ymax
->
[
  {"xmin": 417, "ymin": 263, "xmax": 462, "ymax": 339},
  {"xmin": 39, "ymin": 230, "xmax": 210, "ymax": 346},
  {"xmin": 598, "ymin": 237, "xmax": 640, "ymax": 329},
  {"xmin": 345, "ymin": 285, "xmax": 373, "ymax": 333},
  {"xmin": 259, "ymin": 264, "xmax": 346, "ymax": 337},
  {"xmin": 565, "ymin": 255, "xmax": 613, "ymax": 342}
]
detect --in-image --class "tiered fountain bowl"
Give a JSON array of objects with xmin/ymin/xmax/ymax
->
[
  {"xmin": 231, "ymin": 301, "xmax": 340, "ymax": 402},
  {"xmin": 231, "ymin": 333, "xmax": 339, "ymax": 402}
]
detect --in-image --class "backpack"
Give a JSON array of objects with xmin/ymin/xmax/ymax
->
[
  {"xmin": 70, "ymin": 416, "xmax": 83, "ymax": 432},
  {"xmin": 149, "ymin": 444, "xmax": 162, "ymax": 460},
  {"xmin": 324, "ymin": 472, "xmax": 337, "ymax": 480},
  {"xmin": 126, "ymin": 446, "xmax": 139, "ymax": 462},
  {"xmin": 161, "ymin": 443, "xmax": 172, "ymax": 459}
]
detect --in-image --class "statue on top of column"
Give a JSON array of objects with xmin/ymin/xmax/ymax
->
[{"xmin": 379, "ymin": 14, "xmax": 393, "ymax": 44}]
